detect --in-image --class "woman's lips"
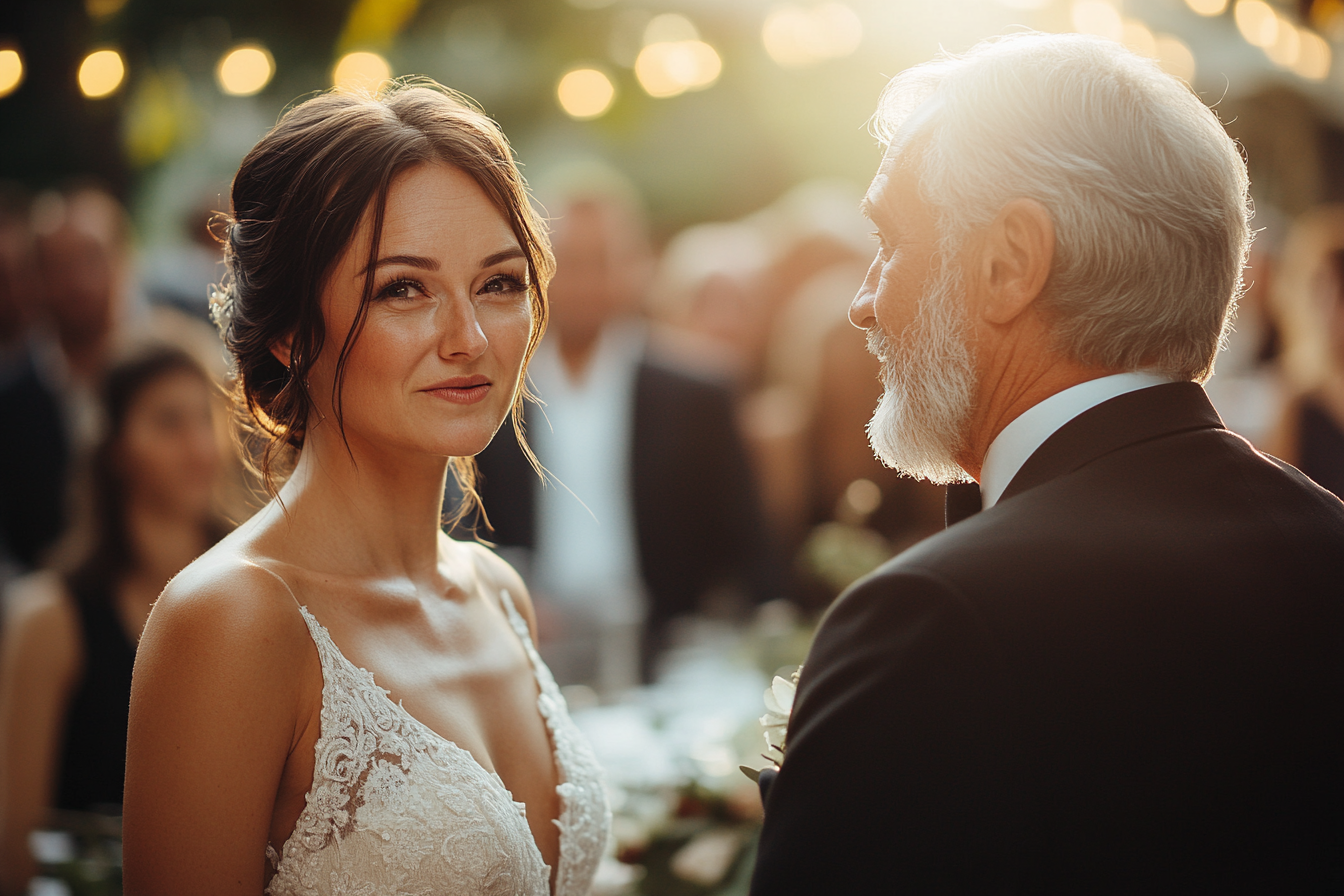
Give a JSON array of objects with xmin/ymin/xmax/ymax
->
[{"xmin": 423, "ymin": 377, "xmax": 491, "ymax": 405}]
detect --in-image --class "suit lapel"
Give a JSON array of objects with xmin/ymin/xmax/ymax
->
[{"xmin": 999, "ymin": 381, "xmax": 1224, "ymax": 505}]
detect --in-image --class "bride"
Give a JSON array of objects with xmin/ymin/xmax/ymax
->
[{"xmin": 122, "ymin": 82, "xmax": 610, "ymax": 895}]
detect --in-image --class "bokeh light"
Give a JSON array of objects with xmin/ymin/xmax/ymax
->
[
  {"xmin": 1122, "ymin": 20, "xmax": 1159, "ymax": 58},
  {"xmin": 635, "ymin": 40, "xmax": 721, "ymax": 98},
  {"xmin": 216, "ymin": 44, "xmax": 275, "ymax": 97},
  {"xmin": 77, "ymin": 49, "xmax": 126, "ymax": 99},
  {"xmin": 761, "ymin": 3, "xmax": 863, "ymax": 69},
  {"xmin": 1264, "ymin": 17, "xmax": 1301, "ymax": 67},
  {"xmin": 644, "ymin": 13, "xmax": 700, "ymax": 45},
  {"xmin": 557, "ymin": 67, "xmax": 616, "ymax": 119},
  {"xmin": 1293, "ymin": 28, "xmax": 1332, "ymax": 80},
  {"xmin": 84, "ymin": 0, "xmax": 129, "ymax": 18},
  {"xmin": 1234, "ymin": 0, "xmax": 1278, "ymax": 48},
  {"xmin": 1185, "ymin": 0, "xmax": 1229, "ymax": 15},
  {"xmin": 1071, "ymin": 0, "xmax": 1124, "ymax": 43},
  {"xmin": 1155, "ymin": 34, "xmax": 1198, "ymax": 82},
  {"xmin": 994, "ymin": 0, "xmax": 1051, "ymax": 9},
  {"xmin": 332, "ymin": 51, "xmax": 391, "ymax": 92},
  {"xmin": 0, "ymin": 48, "xmax": 23, "ymax": 99}
]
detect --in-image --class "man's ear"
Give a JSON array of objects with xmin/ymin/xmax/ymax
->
[
  {"xmin": 270, "ymin": 332, "xmax": 295, "ymax": 368},
  {"xmin": 974, "ymin": 198, "xmax": 1054, "ymax": 326}
]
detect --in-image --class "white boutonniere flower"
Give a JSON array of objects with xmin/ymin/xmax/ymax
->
[{"xmin": 743, "ymin": 667, "xmax": 802, "ymax": 782}]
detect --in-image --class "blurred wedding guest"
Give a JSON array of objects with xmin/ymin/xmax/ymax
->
[
  {"xmin": 0, "ymin": 186, "xmax": 130, "ymax": 578},
  {"xmin": 1203, "ymin": 204, "xmax": 1288, "ymax": 448},
  {"xmin": 465, "ymin": 174, "xmax": 776, "ymax": 692},
  {"xmin": 1265, "ymin": 205, "xmax": 1344, "ymax": 498},
  {"xmin": 0, "ymin": 186, "xmax": 49, "ymax": 584},
  {"xmin": 0, "ymin": 345, "xmax": 225, "ymax": 894}
]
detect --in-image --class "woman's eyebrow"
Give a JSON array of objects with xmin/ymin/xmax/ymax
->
[
  {"xmin": 360, "ymin": 254, "xmax": 439, "ymax": 275},
  {"xmin": 480, "ymin": 247, "xmax": 525, "ymax": 268}
]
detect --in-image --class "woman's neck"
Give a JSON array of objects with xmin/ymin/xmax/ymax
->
[{"xmin": 268, "ymin": 424, "xmax": 451, "ymax": 583}]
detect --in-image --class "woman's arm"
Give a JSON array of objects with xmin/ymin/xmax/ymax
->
[
  {"xmin": 122, "ymin": 561, "xmax": 312, "ymax": 896},
  {"xmin": 0, "ymin": 574, "xmax": 81, "ymax": 896}
]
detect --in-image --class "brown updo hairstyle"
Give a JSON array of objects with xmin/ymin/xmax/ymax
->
[{"xmin": 212, "ymin": 80, "xmax": 551, "ymax": 520}]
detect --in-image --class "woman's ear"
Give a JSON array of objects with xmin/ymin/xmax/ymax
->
[{"xmin": 270, "ymin": 332, "xmax": 294, "ymax": 368}]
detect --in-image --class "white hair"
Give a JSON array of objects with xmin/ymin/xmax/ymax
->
[{"xmin": 873, "ymin": 31, "xmax": 1252, "ymax": 383}]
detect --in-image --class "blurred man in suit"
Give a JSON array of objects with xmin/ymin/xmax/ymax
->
[
  {"xmin": 467, "ymin": 184, "xmax": 775, "ymax": 692},
  {"xmin": 751, "ymin": 32, "xmax": 1344, "ymax": 894}
]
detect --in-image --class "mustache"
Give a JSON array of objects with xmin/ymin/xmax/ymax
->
[{"xmin": 865, "ymin": 325, "xmax": 896, "ymax": 366}]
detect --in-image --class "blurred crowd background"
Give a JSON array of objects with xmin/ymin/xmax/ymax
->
[{"xmin": 1, "ymin": 0, "xmax": 1344, "ymax": 893}]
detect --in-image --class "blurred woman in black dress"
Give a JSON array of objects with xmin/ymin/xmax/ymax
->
[{"xmin": 0, "ymin": 345, "xmax": 226, "ymax": 893}]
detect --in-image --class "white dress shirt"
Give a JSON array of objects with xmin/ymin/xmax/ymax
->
[
  {"xmin": 529, "ymin": 320, "xmax": 647, "ymax": 626},
  {"xmin": 979, "ymin": 372, "xmax": 1174, "ymax": 509}
]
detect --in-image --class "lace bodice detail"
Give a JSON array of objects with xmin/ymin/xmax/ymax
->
[{"xmin": 265, "ymin": 590, "xmax": 610, "ymax": 896}]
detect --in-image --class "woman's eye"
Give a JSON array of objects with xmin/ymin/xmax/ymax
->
[
  {"xmin": 376, "ymin": 278, "xmax": 425, "ymax": 301},
  {"xmin": 479, "ymin": 273, "xmax": 527, "ymax": 296}
]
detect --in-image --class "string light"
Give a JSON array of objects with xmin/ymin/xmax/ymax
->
[
  {"xmin": 216, "ymin": 44, "xmax": 275, "ymax": 97},
  {"xmin": 0, "ymin": 48, "xmax": 23, "ymax": 99},
  {"xmin": 78, "ymin": 49, "xmax": 125, "ymax": 99},
  {"xmin": 557, "ymin": 67, "xmax": 616, "ymax": 119},
  {"xmin": 332, "ymin": 51, "xmax": 391, "ymax": 92}
]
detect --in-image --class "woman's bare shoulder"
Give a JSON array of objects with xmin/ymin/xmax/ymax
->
[
  {"xmin": 455, "ymin": 539, "xmax": 537, "ymax": 634},
  {"xmin": 145, "ymin": 543, "xmax": 312, "ymax": 673}
]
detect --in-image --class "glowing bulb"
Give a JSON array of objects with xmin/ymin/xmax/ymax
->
[
  {"xmin": 332, "ymin": 51, "xmax": 391, "ymax": 92},
  {"xmin": 1155, "ymin": 34, "xmax": 1197, "ymax": 82},
  {"xmin": 1293, "ymin": 29, "xmax": 1332, "ymax": 80},
  {"xmin": 1235, "ymin": 0, "xmax": 1278, "ymax": 47},
  {"xmin": 1071, "ymin": 0, "xmax": 1124, "ymax": 42},
  {"xmin": 216, "ymin": 44, "xmax": 275, "ymax": 97},
  {"xmin": 557, "ymin": 67, "xmax": 616, "ymax": 119},
  {"xmin": 1184, "ymin": 0, "xmax": 1228, "ymax": 15},
  {"xmin": 78, "ymin": 49, "xmax": 125, "ymax": 98},
  {"xmin": 0, "ymin": 48, "xmax": 23, "ymax": 99}
]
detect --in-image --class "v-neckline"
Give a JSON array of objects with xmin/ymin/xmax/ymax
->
[{"xmin": 290, "ymin": 595, "xmax": 564, "ymax": 890}]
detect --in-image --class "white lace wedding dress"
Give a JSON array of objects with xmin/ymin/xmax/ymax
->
[{"xmin": 263, "ymin": 588, "xmax": 610, "ymax": 896}]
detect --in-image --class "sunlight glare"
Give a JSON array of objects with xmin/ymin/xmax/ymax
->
[{"xmin": 1071, "ymin": 1, "xmax": 1124, "ymax": 43}]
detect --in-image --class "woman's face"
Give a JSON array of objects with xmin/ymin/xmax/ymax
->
[
  {"xmin": 306, "ymin": 162, "xmax": 533, "ymax": 461},
  {"xmin": 118, "ymin": 369, "xmax": 221, "ymax": 521}
]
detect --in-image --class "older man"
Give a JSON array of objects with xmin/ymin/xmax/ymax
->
[{"xmin": 751, "ymin": 32, "xmax": 1344, "ymax": 894}]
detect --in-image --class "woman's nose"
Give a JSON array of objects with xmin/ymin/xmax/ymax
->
[{"xmin": 439, "ymin": 299, "xmax": 489, "ymax": 360}]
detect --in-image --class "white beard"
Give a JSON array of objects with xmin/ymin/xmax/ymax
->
[{"xmin": 865, "ymin": 257, "xmax": 977, "ymax": 485}]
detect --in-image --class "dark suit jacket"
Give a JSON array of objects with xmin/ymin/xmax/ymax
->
[
  {"xmin": 466, "ymin": 358, "xmax": 777, "ymax": 672},
  {"xmin": 751, "ymin": 382, "xmax": 1344, "ymax": 895}
]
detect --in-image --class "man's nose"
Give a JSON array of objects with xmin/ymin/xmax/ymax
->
[{"xmin": 849, "ymin": 264, "xmax": 879, "ymax": 330}]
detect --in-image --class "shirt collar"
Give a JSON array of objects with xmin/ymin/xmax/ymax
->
[{"xmin": 979, "ymin": 371, "xmax": 1173, "ymax": 509}]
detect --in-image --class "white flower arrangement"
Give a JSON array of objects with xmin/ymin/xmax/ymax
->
[{"xmin": 743, "ymin": 666, "xmax": 801, "ymax": 782}]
